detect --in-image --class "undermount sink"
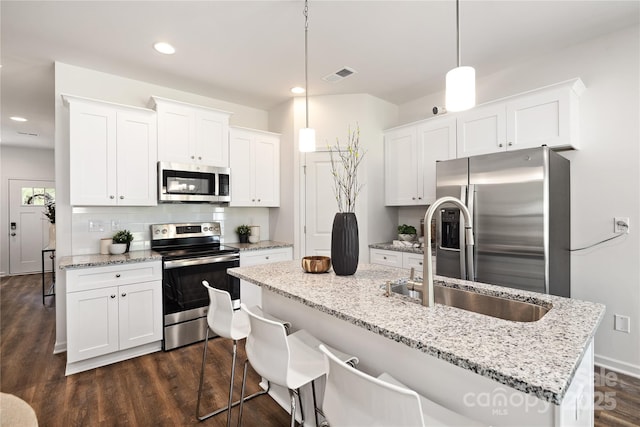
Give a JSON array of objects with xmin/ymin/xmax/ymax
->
[{"xmin": 388, "ymin": 282, "xmax": 550, "ymax": 322}]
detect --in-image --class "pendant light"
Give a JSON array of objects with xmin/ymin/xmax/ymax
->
[
  {"xmin": 299, "ymin": 0, "xmax": 316, "ymax": 152},
  {"xmin": 445, "ymin": 0, "xmax": 475, "ymax": 112}
]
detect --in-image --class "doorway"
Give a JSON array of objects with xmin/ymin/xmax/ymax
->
[
  {"xmin": 8, "ymin": 179, "xmax": 55, "ymax": 274},
  {"xmin": 303, "ymin": 151, "xmax": 335, "ymax": 257}
]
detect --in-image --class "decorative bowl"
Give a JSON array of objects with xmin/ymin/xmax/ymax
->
[
  {"xmin": 398, "ymin": 234, "xmax": 417, "ymax": 242},
  {"xmin": 109, "ymin": 243, "xmax": 127, "ymax": 255},
  {"xmin": 302, "ymin": 256, "xmax": 331, "ymax": 274}
]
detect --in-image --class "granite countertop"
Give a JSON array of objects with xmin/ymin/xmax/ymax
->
[
  {"xmin": 226, "ymin": 240, "xmax": 293, "ymax": 251},
  {"xmin": 59, "ymin": 250, "xmax": 162, "ymax": 270},
  {"xmin": 369, "ymin": 241, "xmax": 424, "ymax": 254},
  {"xmin": 228, "ymin": 260, "xmax": 605, "ymax": 405}
]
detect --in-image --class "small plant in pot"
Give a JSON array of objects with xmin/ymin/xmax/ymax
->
[
  {"xmin": 112, "ymin": 229, "xmax": 134, "ymax": 253},
  {"xmin": 397, "ymin": 224, "xmax": 417, "ymax": 241},
  {"xmin": 236, "ymin": 225, "xmax": 251, "ymax": 243}
]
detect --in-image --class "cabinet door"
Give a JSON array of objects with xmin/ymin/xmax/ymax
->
[
  {"xmin": 456, "ymin": 104, "xmax": 507, "ymax": 158},
  {"xmin": 253, "ymin": 134, "xmax": 280, "ymax": 206},
  {"xmin": 118, "ymin": 281, "xmax": 163, "ymax": 350},
  {"xmin": 369, "ymin": 249, "xmax": 403, "ymax": 268},
  {"xmin": 116, "ymin": 111, "xmax": 158, "ymax": 206},
  {"xmin": 417, "ymin": 118, "xmax": 457, "ymax": 204},
  {"xmin": 506, "ymin": 88, "xmax": 571, "ymax": 151},
  {"xmin": 384, "ymin": 127, "xmax": 419, "ymax": 205},
  {"xmin": 403, "ymin": 252, "xmax": 424, "ymax": 271},
  {"xmin": 69, "ymin": 102, "xmax": 117, "ymax": 205},
  {"xmin": 156, "ymin": 103, "xmax": 195, "ymax": 163},
  {"xmin": 67, "ymin": 286, "xmax": 119, "ymax": 363},
  {"xmin": 195, "ymin": 110, "xmax": 229, "ymax": 167},
  {"xmin": 229, "ymin": 129, "xmax": 254, "ymax": 206}
]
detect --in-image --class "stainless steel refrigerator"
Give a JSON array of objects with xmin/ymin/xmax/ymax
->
[{"xmin": 435, "ymin": 146, "xmax": 570, "ymax": 297}]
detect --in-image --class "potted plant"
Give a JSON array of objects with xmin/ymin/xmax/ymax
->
[
  {"xmin": 328, "ymin": 124, "xmax": 366, "ymax": 276},
  {"xmin": 236, "ymin": 224, "xmax": 251, "ymax": 243},
  {"xmin": 112, "ymin": 229, "xmax": 134, "ymax": 253},
  {"xmin": 397, "ymin": 224, "xmax": 417, "ymax": 241}
]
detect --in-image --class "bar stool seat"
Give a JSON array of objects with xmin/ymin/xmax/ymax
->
[
  {"xmin": 238, "ymin": 304, "xmax": 358, "ymax": 427},
  {"xmin": 196, "ymin": 281, "xmax": 290, "ymax": 425},
  {"xmin": 320, "ymin": 344, "xmax": 487, "ymax": 427}
]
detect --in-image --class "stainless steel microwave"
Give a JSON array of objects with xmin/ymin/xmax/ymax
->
[{"xmin": 158, "ymin": 162, "xmax": 230, "ymax": 203}]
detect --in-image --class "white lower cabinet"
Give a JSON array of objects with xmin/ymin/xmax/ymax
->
[
  {"xmin": 65, "ymin": 261, "xmax": 162, "ymax": 374},
  {"xmin": 239, "ymin": 247, "xmax": 293, "ymax": 307},
  {"xmin": 370, "ymin": 248, "xmax": 424, "ymax": 271}
]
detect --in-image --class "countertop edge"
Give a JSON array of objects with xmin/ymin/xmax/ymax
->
[{"xmin": 59, "ymin": 250, "xmax": 162, "ymax": 270}]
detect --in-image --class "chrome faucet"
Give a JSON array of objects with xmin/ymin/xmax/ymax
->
[{"xmin": 422, "ymin": 197, "xmax": 474, "ymax": 307}]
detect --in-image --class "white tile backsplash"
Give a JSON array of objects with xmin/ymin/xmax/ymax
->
[{"xmin": 71, "ymin": 205, "xmax": 270, "ymax": 255}]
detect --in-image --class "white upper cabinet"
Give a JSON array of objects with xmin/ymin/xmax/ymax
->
[
  {"xmin": 64, "ymin": 95, "xmax": 157, "ymax": 206},
  {"xmin": 229, "ymin": 127, "xmax": 280, "ymax": 207},
  {"xmin": 385, "ymin": 117, "xmax": 456, "ymax": 206},
  {"xmin": 150, "ymin": 96, "xmax": 232, "ymax": 167},
  {"xmin": 457, "ymin": 78, "xmax": 585, "ymax": 158}
]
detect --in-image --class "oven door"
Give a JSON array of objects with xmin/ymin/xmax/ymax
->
[{"xmin": 162, "ymin": 254, "xmax": 240, "ymax": 325}]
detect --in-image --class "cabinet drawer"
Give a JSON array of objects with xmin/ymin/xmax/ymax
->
[
  {"xmin": 240, "ymin": 247, "xmax": 293, "ymax": 267},
  {"xmin": 403, "ymin": 253, "xmax": 424, "ymax": 270},
  {"xmin": 369, "ymin": 249, "xmax": 403, "ymax": 268},
  {"xmin": 66, "ymin": 261, "xmax": 162, "ymax": 293}
]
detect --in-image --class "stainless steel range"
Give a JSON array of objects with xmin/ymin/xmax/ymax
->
[{"xmin": 150, "ymin": 222, "xmax": 240, "ymax": 350}]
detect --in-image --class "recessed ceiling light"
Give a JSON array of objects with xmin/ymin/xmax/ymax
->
[
  {"xmin": 153, "ymin": 42, "xmax": 175, "ymax": 55},
  {"xmin": 291, "ymin": 87, "xmax": 305, "ymax": 94},
  {"xmin": 10, "ymin": 116, "xmax": 27, "ymax": 122}
]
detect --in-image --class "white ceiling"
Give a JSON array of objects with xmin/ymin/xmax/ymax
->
[{"xmin": 2, "ymin": 0, "xmax": 639, "ymax": 150}]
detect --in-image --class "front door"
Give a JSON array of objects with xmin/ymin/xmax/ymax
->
[
  {"xmin": 303, "ymin": 152, "xmax": 336, "ymax": 257},
  {"xmin": 9, "ymin": 179, "xmax": 55, "ymax": 274}
]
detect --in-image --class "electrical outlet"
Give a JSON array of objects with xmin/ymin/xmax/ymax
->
[
  {"xmin": 614, "ymin": 314, "xmax": 631, "ymax": 333},
  {"xmin": 614, "ymin": 217, "xmax": 629, "ymax": 234},
  {"xmin": 88, "ymin": 220, "xmax": 105, "ymax": 232}
]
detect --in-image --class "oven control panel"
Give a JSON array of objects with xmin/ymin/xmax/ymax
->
[{"xmin": 151, "ymin": 222, "xmax": 221, "ymax": 240}]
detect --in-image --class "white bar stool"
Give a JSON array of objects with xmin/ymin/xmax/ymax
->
[
  {"xmin": 238, "ymin": 303, "xmax": 358, "ymax": 427},
  {"xmin": 320, "ymin": 344, "xmax": 487, "ymax": 427},
  {"xmin": 196, "ymin": 281, "xmax": 290, "ymax": 426}
]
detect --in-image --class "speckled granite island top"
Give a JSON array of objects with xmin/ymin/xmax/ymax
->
[
  {"xmin": 369, "ymin": 241, "xmax": 423, "ymax": 254},
  {"xmin": 59, "ymin": 250, "xmax": 162, "ymax": 270},
  {"xmin": 226, "ymin": 240, "xmax": 293, "ymax": 251},
  {"xmin": 228, "ymin": 260, "xmax": 605, "ymax": 405}
]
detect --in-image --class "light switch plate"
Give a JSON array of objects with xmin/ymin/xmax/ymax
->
[
  {"xmin": 88, "ymin": 220, "xmax": 105, "ymax": 232},
  {"xmin": 614, "ymin": 314, "xmax": 631, "ymax": 333}
]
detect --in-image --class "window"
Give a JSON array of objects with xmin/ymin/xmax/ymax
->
[{"xmin": 22, "ymin": 187, "xmax": 55, "ymax": 206}]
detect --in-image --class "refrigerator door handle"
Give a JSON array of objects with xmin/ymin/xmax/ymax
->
[
  {"xmin": 459, "ymin": 185, "xmax": 468, "ymax": 280},
  {"xmin": 466, "ymin": 184, "xmax": 476, "ymax": 281}
]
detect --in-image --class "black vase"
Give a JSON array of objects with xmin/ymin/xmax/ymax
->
[{"xmin": 331, "ymin": 212, "xmax": 359, "ymax": 276}]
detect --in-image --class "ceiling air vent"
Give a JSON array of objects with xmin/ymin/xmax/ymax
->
[{"xmin": 323, "ymin": 67, "xmax": 357, "ymax": 83}]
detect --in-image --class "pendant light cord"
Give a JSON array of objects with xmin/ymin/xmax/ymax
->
[
  {"xmin": 455, "ymin": 0, "xmax": 461, "ymax": 68},
  {"xmin": 304, "ymin": 0, "xmax": 310, "ymax": 128}
]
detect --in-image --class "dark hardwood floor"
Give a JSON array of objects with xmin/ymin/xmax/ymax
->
[
  {"xmin": 2, "ymin": 273, "xmax": 639, "ymax": 426},
  {"xmin": 1, "ymin": 273, "xmax": 290, "ymax": 426}
]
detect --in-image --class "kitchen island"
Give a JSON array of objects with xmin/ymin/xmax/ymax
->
[{"xmin": 229, "ymin": 260, "xmax": 605, "ymax": 426}]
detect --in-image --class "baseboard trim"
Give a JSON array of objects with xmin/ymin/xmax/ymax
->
[
  {"xmin": 53, "ymin": 340, "xmax": 66, "ymax": 354},
  {"xmin": 595, "ymin": 354, "xmax": 640, "ymax": 379},
  {"xmin": 65, "ymin": 341, "xmax": 161, "ymax": 375}
]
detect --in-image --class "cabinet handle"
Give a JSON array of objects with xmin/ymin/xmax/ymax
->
[
  {"xmin": 119, "ymin": 195, "xmax": 124, "ymax": 200},
  {"xmin": 198, "ymin": 156, "xmax": 202, "ymax": 160},
  {"xmin": 110, "ymin": 195, "xmax": 115, "ymax": 199},
  {"xmin": 265, "ymin": 256, "xmax": 270, "ymax": 260},
  {"xmin": 115, "ymin": 274, "xmax": 121, "ymax": 278},
  {"xmin": 498, "ymin": 143, "xmax": 504, "ymax": 148},
  {"xmin": 252, "ymin": 199, "xmax": 255, "ymax": 202},
  {"xmin": 121, "ymin": 293, "xmax": 127, "ymax": 297},
  {"xmin": 412, "ymin": 197, "xmax": 416, "ymax": 200},
  {"xmin": 110, "ymin": 294, "xmax": 116, "ymax": 299},
  {"xmin": 508, "ymin": 142, "xmax": 513, "ymax": 146},
  {"xmin": 419, "ymin": 261, "xmax": 423, "ymax": 265},
  {"xmin": 191, "ymin": 155, "xmax": 195, "ymax": 159},
  {"xmin": 418, "ymin": 197, "xmax": 422, "ymax": 200},
  {"xmin": 257, "ymin": 199, "xmax": 261, "ymax": 202},
  {"xmin": 383, "ymin": 256, "xmax": 387, "ymax": 260}
]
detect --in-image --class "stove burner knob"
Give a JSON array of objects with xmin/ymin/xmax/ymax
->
[
  {"xmin": 203, "ymin": 227, "xmax": 209, "ymax": 231},
  {"xmin": 154, "ymin": 229, "xmax": 160, "ymax": 235},
  {"xmin": 162, "ymin": 228, "xmax": 168, "ymax": 234}
]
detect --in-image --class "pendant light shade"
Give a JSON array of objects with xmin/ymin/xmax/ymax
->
[
  {"xmin": 299, "ymin": 127, "xmax": 316, "ymax": 152},
  {"xmin": 299, "ymin": 0, "xmax": 316, "ymax": 152},
  {"xmin": 446, "ymin": 66, "xmax": 475, "ymax": 112},
  {"xmin": 445, "ymin": 0, "xmax": 475, "ymax": 113}
]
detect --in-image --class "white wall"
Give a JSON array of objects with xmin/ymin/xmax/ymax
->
[
  {"xmin": 53, "ymin": 62, "xmax": 272, "ymax": 352},
  {"xmin": 398, "ymin": 25, "xmax": 640, "ymax": 376},
  {"xmin": 0, "ymin": 146, "xmax": 55, "ymax": 275}
]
